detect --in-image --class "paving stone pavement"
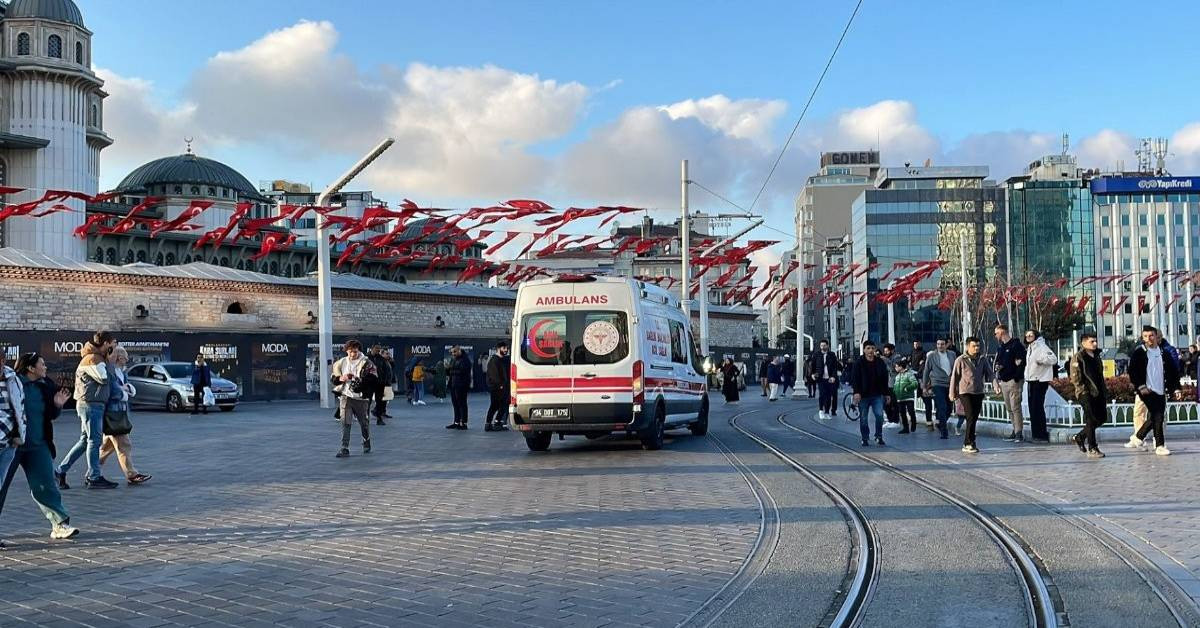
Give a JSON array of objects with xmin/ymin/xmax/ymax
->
[
  {"xmin": 808, "ymin": 406, "xmax": 1200, "ymax": 612},
  {"xmin": 0, "ymin": 395, "xmax": 760, "ymax": 627}
]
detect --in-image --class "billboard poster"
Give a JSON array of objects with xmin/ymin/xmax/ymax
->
[
  {"xmin": 199, "ymin": 342, "xmax": 241, "ymax": 388},
  {"xmin": 39, "ymin": 334, "xmax": 92, "ymax": 395},
  {"xmin": 252, "ymin": 340, "xmax": 303, "ymax": 399},
  {"xmin": 0, "ymin": 339, "xmax": 21, "ymax": 363},
  {"xmin": 121, "ymin": 339, "xmax": 171, "ymax": 366}
]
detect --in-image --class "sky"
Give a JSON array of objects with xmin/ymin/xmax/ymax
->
[{"xmin": 79, "ymin": 0, "xmax": 1200, "ymax": 270}]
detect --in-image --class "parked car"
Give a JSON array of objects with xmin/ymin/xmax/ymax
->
[{"xmin": 127, "ymin": 362, "xmax": 240, "ymax": 412}]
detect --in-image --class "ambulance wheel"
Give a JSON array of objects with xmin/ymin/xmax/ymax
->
[
  {"xmin": 640, "ymin": 404, "xmax": 666, "ymax": 451},
  {"xmin": 525, "ymin": 432, "xmax": 553, "ymax": 452},
  {"xmin": 690, "ymin": 397, "xmax": 709, "ymax": 436}
]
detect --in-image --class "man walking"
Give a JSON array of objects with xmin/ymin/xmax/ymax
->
[
  {"xmin": 758, "ymin": 358, "xmax": 770, "ymax": 397},
  {"xmin": 850, "ymin": 341, "xmax": 889, "ymax": 447},
  {"xmin": 1023, "ymin": 330, "xmax": 1057, "ymax": 442},
  {"xmin": 1126, "ymin": 326, "xmax": 1179, "ymax": 456},
  {"xmin": 446, "ymin": 346, "xmax": 473, "ymax": 429},
  {"xmin": 921, "ymin": 337, "xmax": 957, "ymax": 439},
  {"xmin": 367, "ymin": 345, "xmax": 393, "ymax": 426},
  {"xmin": 880, "ymin": 343, "xmax": 898, "ymax": 425},
  {"xmin": 810, "ymin": 340, "xmax": 841, "ymax": 418},
  {"xmin": 1070, "ymin": 333, "xmax": 1108, "ymax": 458},
  {"xmin": 766, "ymin": 356, "xmax": 783, "ymax": 401},
  {"xmin": 910, "ymin": 340, "xmax": 932, "ymax": 428},
  {"xmin": 993, "ymin": 324, "xmax": 1026, "ymax": 443},
  {"xmin": 781, "ymin": 355, "xmax": 796, "ymax": 397},
  {"xmin": 484, "ymin": 342, "xmax": 511, "ymax": 432},
  {"xmin": 332, "ymin": 340, "xmax": 377, "ymax": 458},
  {"xmin": 949, "ymin": 336, "xmax": 993, "ymax": 454},
  {"xmin": 56, "ymin": 331, "xmax": 119, "ymax": 489}
]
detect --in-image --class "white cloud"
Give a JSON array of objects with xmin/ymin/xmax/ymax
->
[
  {"xmin": 1075, "ymin": 129, "xmax": 1136, "ymax": 172},
  {"xmin": 659, "ymin": 95, "xmax": 787, "ymax": 146},
  {"xmin": 1171, "ymin": 123, "xmax": 1200, "ymax": 173},
  {"xmin": 95, "ymin": 68, "xmax": 198, "ymax": 184}
]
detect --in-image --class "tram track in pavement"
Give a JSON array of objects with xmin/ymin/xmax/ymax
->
[
  {"xmin": 790, "ymin": 410, "xmax": 1200, "ymax": 628},
  {"xmin": 715, "ymin": 405, "xmax": 1057, "ymax": 628}
]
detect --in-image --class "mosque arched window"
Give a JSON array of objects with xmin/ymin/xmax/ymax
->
[
  {"xmin": 207, "ymin": 187, "xmax": 216, "ymax": 196},
  {"xmin": 154, "ymin": 253, "xmax": 164, "ymax": 266},
  {"xmin": 47, "ymin": 35, "xmax": 62, "ymax": 58},
  {"xmin": 75, "ymin": 41, "xmax": 83, "ymax": 64},
  {"xmin": 105, "ymin": 248, "xmax": 117, "ymax": 264},
  {"xmin": 124, "ymin": 250, "xmax": 135, "ymax": 264},
  {"xmin": 136, "ymin": 250, "xmax": 147, "ymax": 263},
  {"xmin": 16, "ymin": 33, "xmax": 30, "ymax": 56},
  {"xmin": 88, "ymin": 104, "xmax": 97, "ymax": 127},
  {"xmin": 166, "ymin": 253, "xmax": 176, "ymax": 265},
  {"xmin": 190, "ymin": 186, "xmax": 200, "ymax": 195}
]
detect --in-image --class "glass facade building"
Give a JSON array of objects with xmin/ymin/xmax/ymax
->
[
  {"xmin": 1006, "ymin": 177, "xmax": 1094, "ymax": 330},
  {"xmin": 1091, "ymin": 176, "xmax": 1200, "ymax": 348},
  {"xmin": 851, "ymin": 167, "xmax": 1006, "ymax": 349}
]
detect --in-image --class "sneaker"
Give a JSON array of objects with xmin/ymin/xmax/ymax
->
[
  {"xmin": 1124, "ymin": 435, "xmax": 1144, "ymax": 449},
  {"xmin": 363, "ymin": 441, "xmax": 371, "ymax": 454},
  {"xmin": 495, "ymin": 424, "xmax": 510, "ymax": 431},
  {"xmin": 484, "ymin": 423, "xmax": 495, "ymax": 432},
  {"xmin": 84, "ymin": 477, "xmax": 118, "ymax": 489},
  {"xmin": 49, "ymin": 524, "xmax": 79, "ymax": 540},
  {"xmin": 898, "ymin": 428, "xmax": 910, "ymax": 434},
  {"xmin": 1014, "ymin": 434, "xmax": 1025, "ymax": 443},
  {"xmin": 1073, "ymin": 433, "xmax": 1087, "ymax": 453},
  {"xmin": 818, "ymin": 411, "xmax": 827, "ymax": 420},
  {"xmin": 1003, "ymin": 432, "xmax": 1018, "ymax": 442},
  {"xmin": 335, "ymin": 449, "xmax": 350, "ymax": 458},
  {"xmin": 1087, "ymin": 449, "xmax": 1106, "ymax": 459},
  {"xmin": 875, "ymin": 437, "xmax": 885, "ymax": 446},
  {"xmin": 962, "ymin": 445, "xmax": 979, "ymax": 454},
  {"xmin": 375, "ymin": 419, "xmax": 386, "ymax": 426},
  {"xmin": 54, "ymin": 470, "xmax": 69, "ymax": 490},
  {"xmin": 446, "ymin": 423, "xmax": 460, "ymax": 429},
  {"xmin": 953, "ymin": 424, "xmax": 961, "ymax": 436},
  {"xmin": 418, "ymin": 400, "xmax": 427, "ymax": 406},
  {"xmin": 861, "ymin": 439, "xmax": 870, "ymax": 447},
  {"xmin": 1031, "ymin": 436, "xmax": 1050, "ymax": 443},
  {"xmin": 1155, "ymin": 446, "xmax": 1171, "ymax": 456}
]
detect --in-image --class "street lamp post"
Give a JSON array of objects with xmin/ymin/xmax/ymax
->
[{"xmin": 317, "ymin": 138, "xmax": 395, "ymax": 409}]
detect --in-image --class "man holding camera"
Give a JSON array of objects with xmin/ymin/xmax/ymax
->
[{"xmin": 332, "ymin": 340, "xmax": 378, "ymax": 458}]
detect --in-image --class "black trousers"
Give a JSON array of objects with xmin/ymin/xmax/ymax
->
[
  {"xmin": 1135, "ymin": 391, "xmax": 1167, "ymax": 446},
  {"xmin": 372, "ymin": 388, "xmax": 388, "ymax": 418},
  {"xmin": 450, "ymin": 386, "xmax": 470, "ymax": 425},
  {"xmin": 1077, "ymin": 396, "xmax": 1107, "ymax": 449},
  {"xmin": 959, "ymin": 393, "xmax": 984, "ymax": 447},
  {"xmin": 486, "ymin": 387, "xmax": 508, "ymax": 425},
  {"xmin": 920, "ymin": 395, "xmax": 933, "ymax": 422},
  {"xmin": 191, "ymin": 388, "xmax": 208, "ymax": 413},
  {"xmin": 898, "ymin": 400, "xmax": 916, "ymax": 431},
  {"xmin": 1027, "ymin": 380, "xmax": 1050, "ymax": 440},
  {"xmin": 884, "ymin": 390, "xmax": 899, "ymax": 423}
]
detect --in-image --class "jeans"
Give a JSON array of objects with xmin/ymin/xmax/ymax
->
[
  {"xmin": 932, "ymin": 385, "xmax": 951, "ymax": 436},
  {"xmin": 1077, "ymin": 396, "xmax": 1108, "ymax": 449},
  {"xmin": 1, "ymin": 445, "xmax": 70, "ymax": 526},
  {"xmin": 411, "ymin": 380, "xmax": 424, "ymax": 403},
  {"xmin": 1026, "ymin": 380, "xmax": 1050, "ymax": 440},
  {"xmin": 898, "ymin": 400, "xmax": 916, "ymax": 431},
  {"xmin": 486, "ymin": 387, "xmax": 508, "ymax": 425},
  {"xmin": 450, "ymin": 386, "xmax": 470, "ymax": 424},
  {"xmin": 1135, "ymin": 391, "xmax": 1166, "ymax": 447},
  {"xmin": 959, "ymin": 393, "xmax": 984, "ymax": 447},
  {"xmin": 857, "ymin": 395, "xmax": 885, "ymax": 441},
  {"xmin": 339, "ymin": 397, "xmax": 371, "ymax": 449},
  {"xmin": 58, "ymin": 402, "xmax": 105, "ymax": 481},
  {"xmin": 818, "ymin": 380, "xmax": 838, "ymax": 414}
]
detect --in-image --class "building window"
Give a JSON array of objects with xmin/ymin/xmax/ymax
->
[
  {"xmin": 1102, "ymin": 260, "xmax": 1111, "ymax": 271},
  {"xmin": 76, "ymin": 41, "xmax": 84, "ymax": 64},
  {"xmin": 47, "ymin": 35, "xmax": 62, "ymax": 58},
  {"xmin": 154, "ymin": 253, "xmax": 164, "ymax": 266},
  {"xmin": 1105, "ymin": 326, "xmax": 1113, "ymax": 337},
  {"xmin": 1101, "ymin": 237, "xmax": 1110, "ymax": 249},
  {"xmin": 1139, "ymin": 214, "xmax": 1148, "ymax": 226},
  {"xmin": 166, "ymin": 253, "xmax": 176, "ymax": 265},
  {"xmin": 226, "ymin": 302, "xmax": 245, "ymax": 314},
  {"xmin": 88, "ymin": 104, "xmax": 98, "ymax": 126},
  {"xmin": 173, "ymin": 185, "xmax": 182, "ymax": 194},
  {"xmin": 124, "ymin": 250, "xmax": 135, "ymax": 264},
  {"xmin": 1141, "ymin": 258, "xmax": 1149, "ymax": 270},
  {"xmin": 1121, "ymin": 215, "xmax": 1130, "ymax": 226},
  {"xmin": 105, "ymin": 248, "xmax": 116, "ymax": 264},
  {"xmin": 16, "ymin": 33, "xmax": 30, "ymax": 55},
  {"xmin": 190, "ymin": 186, "xmax": 200, "ymax": 195},
  {"xmin": 1101, "ymin": 215, "xmax": 1109, "ymax": 227},
  {"xmin": 1140, "ymin": 236, "xmax": 1148, "ymax": 248},
  {"xmin": 207, "ymin": 187, "xmax": 216, "ymax": 196}
]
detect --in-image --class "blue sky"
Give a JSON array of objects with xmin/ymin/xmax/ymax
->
[{"xmin": 79, "ymin": 0, "xmax": 1200, "ymax": 235}]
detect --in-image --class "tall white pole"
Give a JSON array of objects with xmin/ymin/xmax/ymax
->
[
  {"xmin": 830, "ymin": 297, "xmax": 840, "ymax": 357},
  {"xmin": 959, "ymin": 235, "xmax": 971, "ymax": 342},
  {"xmin": 887, "ymin": 281, "xmax": 896, "ymax": 346},
  {"xmin": 699, "ymin": 274, "xmax": 710, "ymax": 353},
  {"xmin": 793, "ymin": 210, "xmax": 807, "ymax": 397},
  {"xmin": 681, "ymin": 160, "xmax": 690, "ymax": 317},
  {"xmin": 317, "ymin": 138, "xmax": 394, "ymax": 409},
  {"xmin": 1005, "ymin": 192, "xmax": 1014, "ymax": 331}
]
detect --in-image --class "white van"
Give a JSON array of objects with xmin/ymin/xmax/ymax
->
[{"xmin": 509, "ymin": 276, "xmax": 710, "ymax": 451}]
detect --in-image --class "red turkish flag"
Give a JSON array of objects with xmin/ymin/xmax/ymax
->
[{"xmin": 150, "ymin": 201, "xmax": 212, "ymax": 237}]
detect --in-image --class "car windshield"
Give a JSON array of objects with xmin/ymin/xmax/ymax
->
[
  {"xmin": 521, "ymin": 311, "xmax": 629, "ymax": 366},
  {"xmin": 162, "ymin": 364, "xmax": 193, "ymax": 378}
]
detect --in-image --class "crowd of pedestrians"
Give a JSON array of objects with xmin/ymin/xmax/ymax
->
[{"xmin": 804, "ymin": 322, "xmax": 1192, "ymax": 459}]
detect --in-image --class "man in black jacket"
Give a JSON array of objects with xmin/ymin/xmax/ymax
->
[
  {"xmin": 368, "ymin": 345, "xmax": 393, "ymax": 426},
  {"xmin": 1126, "ymin": 326, "xmax": 1179, "ymax": 455},
  {"xmin": 850, "ymin": 341, "xmax": 890, "ymax": 447},
  {"xmin": 484, "ymin": 342, "xmax": 511, "ymax": 432},
  {"xmin": 992, "ymin": 324, "xmax": 1027, "ymax": 443},
  {"xmin": 809, "ymin": 340, "xmax": 841, "ymax": 419},
  {"xmin": 1069, "ymin": 333, "xmax": 1108, "ymax": 458},
  {"xmin": 446, "ymin": 346, "xmax": 474, "ymax": 430}
]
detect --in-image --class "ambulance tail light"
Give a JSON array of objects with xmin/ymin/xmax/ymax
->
[
  {"xmin": 632, "ymin": 359, "xmax": 644, "ymax": 407},
  {"xmin": 510, "ymin": 363, "xmax": 518, "ymax": 406}
]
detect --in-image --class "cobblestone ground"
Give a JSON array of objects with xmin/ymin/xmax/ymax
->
[
  {"xmin": 810, "ymin": 406, "xmax": 1200, "ymax": 611},
  {"xmin": 0, "ymin": 395, "xmax": 759, "ymax": 628}
]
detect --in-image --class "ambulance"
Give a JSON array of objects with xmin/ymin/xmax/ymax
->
[{"xmin": 509, "ymin": 276, "xmax": 710, "ymax": 452}]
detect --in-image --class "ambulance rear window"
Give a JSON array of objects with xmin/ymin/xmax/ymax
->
[{"xmin": 521, "ymin": 311, "xmax": 629, "ymax": 366}]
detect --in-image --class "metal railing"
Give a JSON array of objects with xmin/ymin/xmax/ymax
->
[{"xmin": 981, "ymin": 398, "xmax": 1200, "ymax": 429}]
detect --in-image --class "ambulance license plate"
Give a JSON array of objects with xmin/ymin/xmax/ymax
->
[{"xmin": 531, "ymin": 407, "xmax": 570, "ymax": 420}]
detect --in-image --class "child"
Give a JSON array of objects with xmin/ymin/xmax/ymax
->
[{"xmin": 892, "ymin": 358, "xmax": 918, "ymax": 434}]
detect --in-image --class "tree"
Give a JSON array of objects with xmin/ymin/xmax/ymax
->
[{"xmin": 1038, "ymin": 300, "xmax": 1086, "ymax": 342}]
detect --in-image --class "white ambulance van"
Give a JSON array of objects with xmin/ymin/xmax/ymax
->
[{"xmin": 509, "ymin": 276, "xmax": 710, "ymax": 451}]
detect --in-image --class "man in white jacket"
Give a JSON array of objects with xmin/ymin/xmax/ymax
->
[{"xmin": 1023, "ymin": 330, "xmax": 1058, "ymax": 442}]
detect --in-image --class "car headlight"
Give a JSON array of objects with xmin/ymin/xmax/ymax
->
[{"xmin": 172, "ymin": 383, "xmax": 193, "ymax": 394}]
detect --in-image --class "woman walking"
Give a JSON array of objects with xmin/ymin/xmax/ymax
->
[
  {"xmin": 190, "ymin": 355, "xmax": 212, "ymax": 415},
  {"xmin": 98, "ymin": 346, "xmax": 150, "ymax": 485},
  {"xmin": 0, "ymin": 352, "xmax": 78, "ymax": 542},
  {"xmin": 721, "ymin": 358, "xmax": 741, "ymax": 404},
  {"xmin": 411, "ymin": 358, "xmax": 426, "ymax": 405}
]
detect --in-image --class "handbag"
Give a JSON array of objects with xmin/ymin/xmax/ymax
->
[
  {"xmin": 103, "ymin": 409, "xmax": 133, "ymax": 436},
  {"xmin": 202, "ymin": 386, "xmax": 216, "ymax": 406},
  {"xmin": 382, "ymin": 385, "xmax": 395, "ymax": 401}
]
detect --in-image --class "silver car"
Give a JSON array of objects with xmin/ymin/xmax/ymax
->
[{"xmin": 127, "ymin": 362, "xmax": 240, "ymax": 412}]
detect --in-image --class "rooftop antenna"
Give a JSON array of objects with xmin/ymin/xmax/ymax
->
[
  {"xmin": 1136, "ymin": 138, "xmax": 1153, "ymax": 174},
  {"xmin": 1152, "ymin": 137, "xmax": 1169, "ymax": 175},
  {"xmin": 1062, "ymin": 133, "xmax": 1069, "ymax": 156},
  {"xmin": 184, "ymin": 136, "xmax": 194, "ymax": 155}
]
